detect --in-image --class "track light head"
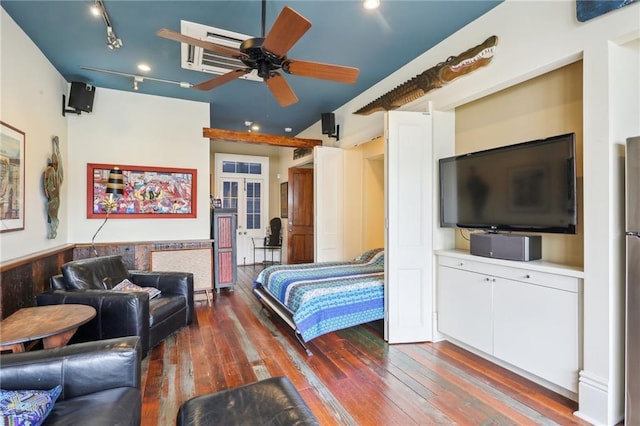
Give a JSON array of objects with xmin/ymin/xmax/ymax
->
[
  {"xmin": 133, "ymin": 76, "xmax": 143, "ymax": 90},
  {"xmin": 106, "ymin": 27, "xmax": 123, "ymax": 49},
  {"xmin": 92, "ymin": 2, "xmax": 123, "ymax": 50}
]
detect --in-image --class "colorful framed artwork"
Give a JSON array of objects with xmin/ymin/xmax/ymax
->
[
  {"xmin": 0, "ymin": 121, "xmax": 25, "ymax": 233},
  {"xmin": 87, "ymin": 163, "xmax": 197, "ymax": 219}
]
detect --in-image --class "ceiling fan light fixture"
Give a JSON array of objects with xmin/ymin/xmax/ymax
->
[
  {"xmin": 156, "ymin": 4, "xmax": 359, "ymax": 107},
  {"xmin": 257, "ymin": 60, "xmax": 272, "ymax": 80},
  {"xmin": 363, "ymin": 0, "xmax": 380, "ymax": 10}
]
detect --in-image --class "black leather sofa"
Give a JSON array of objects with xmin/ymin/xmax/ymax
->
[
  {"xmin": 0, "ymin": 337, "xmax": 141, "ymax": 425},
  {"xmin": 37, "ymin": 255, "xmax": 194, "ymax": 357}
]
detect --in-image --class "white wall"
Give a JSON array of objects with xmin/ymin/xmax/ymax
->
[
  {"xmin": 0, "ymin": 8, "xmax": 210, "ymax": 262},
  {"xmin": 0, "ymin": 9, "xmax": 69, "ymax": 262},
  {"xmin": 68, "ymin": 88, "xmax": 210, "ymax": 243},
  {"xmin": 297, "ymin": 1, "xmax": 640, "ymax": 424}
]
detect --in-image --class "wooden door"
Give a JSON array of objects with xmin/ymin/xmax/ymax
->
[{"xmin": 287, "ymin": 167, "xmax": 314, "ymax": 264}]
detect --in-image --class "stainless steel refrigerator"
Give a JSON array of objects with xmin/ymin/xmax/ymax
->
[{"xmin": 626, "ymin": 135, "xmax": 640, "ymax": 425}]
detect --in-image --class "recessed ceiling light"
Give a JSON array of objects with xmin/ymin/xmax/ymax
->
[
  {"xmin": 137, "ymin": 63, "xmax": 151, "ymax": 72},
  {"xmin": 251, "ymin": 125, "xmax": 260, "ymax": 131},
  {"xmin": 363, "ymin": 0, "xmax": 380, "ymax": 10},
  {"xmin": 284, "ymin": 127, "xmax": 292, "ymax": 133}
]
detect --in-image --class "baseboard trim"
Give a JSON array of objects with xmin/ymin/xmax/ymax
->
[
  {"xmin": 575, "ymin": 370, "xmax": 624, "ymax": 426},
  {"xmin": 441, "ymin": 335, "xmax": 577, "ymax": 401}
]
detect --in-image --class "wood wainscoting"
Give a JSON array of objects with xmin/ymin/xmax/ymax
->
[
  {"xmin": 0, "ymin": 240, "xmax": 213, "ymax": 319},
  {"xmin": 0, "ymin": 245, "xmax": 75, "ymax": 319}
]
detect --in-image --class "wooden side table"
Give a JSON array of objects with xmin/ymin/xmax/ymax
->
[{"xmin": 0, "ymin": 304, "xmax": 96, "ymax": 353}]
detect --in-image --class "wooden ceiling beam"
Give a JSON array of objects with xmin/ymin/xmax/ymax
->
[{"xmin": 203, "ymin": 128, "xmax": 322, "ymax": 149}]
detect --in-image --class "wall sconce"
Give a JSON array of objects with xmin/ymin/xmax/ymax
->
[{"xmin": 91, "ymin": 167, "xmax": 124, "ymax": 256}]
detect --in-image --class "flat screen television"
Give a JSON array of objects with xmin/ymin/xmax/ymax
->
[{"xmin": 439, "ymin": 132, "xmax": 577, "ymax": 234}]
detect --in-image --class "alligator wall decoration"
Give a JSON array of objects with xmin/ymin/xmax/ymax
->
[{"xmin": 354, "ymin": 35, "xmax": 498, "ymax": 116}]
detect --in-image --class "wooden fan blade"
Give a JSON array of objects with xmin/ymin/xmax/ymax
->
[
  {"xmin": 262, "ymin": 7, "xmax": 312, "ymax": 58},
  {"xmin": 193, "ymin": 69, "xmax": 250, "ymax": 91},
  {"xmin": 265, "ymin": 73, "xmax": 298, "ymax": 107},
  {"xmin": 285, "ymin": 59, "xmax": 359, "ymax": 84},
  {"xmin": 157, "ymin": 28, "xmax": 247, "ymax": 59}
]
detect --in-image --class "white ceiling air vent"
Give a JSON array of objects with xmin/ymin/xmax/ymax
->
[{"xmin": 180, "ymin": 20, "xmax": 262, "ymax": 82}]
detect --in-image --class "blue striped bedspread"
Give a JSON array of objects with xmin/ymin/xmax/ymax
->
[{"xmin": 254, "ymin": 248, "xmax": 385, "ymax": 342}]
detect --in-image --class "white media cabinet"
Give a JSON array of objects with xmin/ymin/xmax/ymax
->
[{"xmin": 435, "ymin": 249, "xmax": 584, "ymax": 398}]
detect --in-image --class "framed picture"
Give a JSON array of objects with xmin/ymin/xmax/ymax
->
[
  {"xmin": 280, "ymin": 182, "xmax": 288, "ymax": 218},
  {"xmin": 0, "ymin": 121, "xmax": 25, "ymax": 233},
  {"xmin": 87, "ymin": 163, "xmax": 197, "ymax": 219}
]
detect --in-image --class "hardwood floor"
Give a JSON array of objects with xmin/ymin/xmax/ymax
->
[{"xmin": 140, "ymin": 265, "xmax": 589, "ymax": 425}]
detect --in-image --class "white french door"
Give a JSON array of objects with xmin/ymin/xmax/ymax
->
[{"xmin": 214, "ymin": 154, "xmax": 269, "ymax": 266}]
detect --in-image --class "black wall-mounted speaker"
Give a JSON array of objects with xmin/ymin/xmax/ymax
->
[
  {"xmin": 321, "ymin": 113, "xmax": 335, "ymax": 135},
  {"xmin": 68, "ymin": 82, "xmax": 95, "ymax": 113}
]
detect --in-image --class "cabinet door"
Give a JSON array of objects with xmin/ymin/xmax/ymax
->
[
  {"xmin": 437, "ymin": 265, "xmax": 493, "ymax": 354},
  {"xmin": 493, "ymin": 279, "xmax": 579, "ymax": 392},
  {"xmin": 214, "ymin": 212, "xmax": 237, "ymax": 290}
]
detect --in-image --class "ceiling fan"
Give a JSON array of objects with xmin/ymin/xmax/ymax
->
[{"xmin": 157, "ymin": 1, "xmax": 360, "ymax": 107}]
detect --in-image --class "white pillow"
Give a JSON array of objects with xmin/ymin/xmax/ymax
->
[{"xmin": 112, "ymin": 278, "xmax": 161, "ymax": 299}]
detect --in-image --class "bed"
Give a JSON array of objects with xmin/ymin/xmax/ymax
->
[{"xmin": 252, "ymin": 248, "xmax": 384, "ymax": 354}]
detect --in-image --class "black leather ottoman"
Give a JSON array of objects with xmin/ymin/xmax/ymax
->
[{"xmin": 176, "ymin": 377, "xmax": 320, "ymax": 426}]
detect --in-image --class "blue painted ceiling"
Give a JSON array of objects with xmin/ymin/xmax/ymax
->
[{"xmin": 2, "ymin": 1, "xmax": 501, "ymax": 136}]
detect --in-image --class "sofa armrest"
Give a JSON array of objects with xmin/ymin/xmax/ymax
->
[
  {"xmin": 0, "ymin": 337, "xmax": 141, "ymax": 400},
  {"xmin": 130, "ymin": 271, "xmax": 194, "ymax": 324},
  {"xmin": 37, "ymin": 290, "xmax": 150, "ymax": 356}
]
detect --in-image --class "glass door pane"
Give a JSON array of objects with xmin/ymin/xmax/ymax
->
[
  {"xmin": 222, "ymin": 180, "xmax": 238, "ymax": 209},
  {"xmin": 215, "ymin": 154, "xmax": 269, "ymax": 266}
]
